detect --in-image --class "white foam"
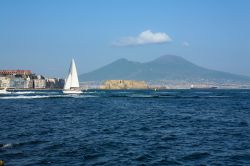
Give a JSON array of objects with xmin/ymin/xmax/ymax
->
[
  {"xmin": 130, "ymin": 94, "xmax": 154, "ymax": 98},
  {"xmin": 156, "ymin": 91, "xmax": 177, "ymax": 94},
  {"xmin": 14, "ymin": 91, "xmax": 36, "ymax": 94},
  {"xmin": 117, "ymin": 91, "xmax": 133, "ymax": 94},
  {"xmin": 84, "ymin": 91, "xmax": 98, "ymax": 94},
  {"xmin": 1, "ymin": 143, "xmax": 12, "ymax": 148},
  {"xmin": 14, "ymin": 91, "xmax": 59, "ymax": 94},
  {"xmin": 70, "ymin": 95, "xmax": 98, "ymax": 98},
  {"xmin": 0, "ymin": 93, "xmax": 98, "ymax": 99},
  {"xmin": 207, "ymin": 96, "xmax": 230, "ymax": 98},
  {"xmin": 0, "ymin": 95, "xmax": 51, "ymax": 99}
]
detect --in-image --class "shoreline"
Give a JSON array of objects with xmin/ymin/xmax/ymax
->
[{"xmin": 6, "ymin": 88, "xmax": 250, "ymax": 91}]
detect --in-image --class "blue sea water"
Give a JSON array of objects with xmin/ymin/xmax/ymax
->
[{"xmin": 0, "ymin": 89, "xmax": 250, "ymax": 165}]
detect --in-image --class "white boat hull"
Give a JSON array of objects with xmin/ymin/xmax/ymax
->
[{"xmin": 63, "ymin": 90, "xmax": 83, "ymax": 94}]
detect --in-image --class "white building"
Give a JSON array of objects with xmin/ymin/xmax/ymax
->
[{"xmin": 0, "ymin": 77, "xmax": 10, "ymax": 88}]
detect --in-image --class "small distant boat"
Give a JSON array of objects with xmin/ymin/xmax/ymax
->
[
  {"xmin": 0, "ymin": 87, "xmax": 9, "ymax": 94},
  {"xmin": 63, "ymin": 59, "xmax": 82, "ymax": 94}
]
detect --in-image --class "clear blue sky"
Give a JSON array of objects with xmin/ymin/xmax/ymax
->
[{"xmin": 0, "ymin": 0, "xmax": 249, "ymax": 77}]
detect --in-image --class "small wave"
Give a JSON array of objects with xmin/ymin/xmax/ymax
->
[
  {"xmin": 116, "ymin": 91, "xmax": 133, "ymax": 94},
  {"xmin": 230, "ymin": 154, "xmax": 250, "ymax": 161},
  {"xmin": 70, "ymin": 95, "xmax": 98, "ymax": 98},
  {"xmin": 239, "ymin": 121, "xmax": 248, "ymax": 127},
  {"xmin": 14, "ymin": 91, "xmax": 59, "ymax": 94},
  {"xmin": 194, "ymin": 91, "xmax": 212, "ymax": 94},
  {"xmin": 106, "ymin": 94, "xmax": 232, "ymax": 99},
  {"xmin": 161, "ymin": 135, "xmax": 177, "ymax": 141},
  {"xmin": 240, "ymin": 91, "xmax": 250, "ymax": 94},
  {"xmin": 14, "ymin": 91, "xmax": 36, "ymax": 94},
  {"xmin": 84, "ymin": 91, "xmax": 98, "ymax": 94},
  {"xmin": 0, "ymin": 143, "xmax": 13, "ymax": 148},
  {"xmin": 1, "ymin": 140, "xmax": 47, "ymax": 149},
  {"xmin": 0, "ymin": 94, "xmax": 99, "ymax": 99},
  {"xmin": 130, "ymin": 94, "xmax": 155, "ymax": 98},
  {"xmin": 0, "ymin": 91, "xmax": 11, "ymax": 94},
  {"xmin": 0, "ymin": 95, "xmax": 51, "ymax": 99},
  {"xmin": 135, "ymin": 154, "xmax": 153, "ymax": 161},
  {"xmin": 156, "ymin": 91, "xmax": 177, "ymax": 94},
  {"xmin": 182, "ymin": 152, "xmax": 210, "ymax": 160},
  {"xmin": 207, "ymin": 95, "xmax": 231, "ymax": 98}
]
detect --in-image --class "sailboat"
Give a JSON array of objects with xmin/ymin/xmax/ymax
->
[{"xmin": 63, "ymin": 59, "xmax": 82, "ymax": 94}]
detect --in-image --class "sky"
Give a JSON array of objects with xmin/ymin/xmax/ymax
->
[{"xmin": 0, "ymin": 0, "xmax": 249, "ymax": 77}]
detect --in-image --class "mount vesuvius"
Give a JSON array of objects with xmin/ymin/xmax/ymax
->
[{"xmin": 79, "ymin": 55, "xmax": 250, "ymax": 82}]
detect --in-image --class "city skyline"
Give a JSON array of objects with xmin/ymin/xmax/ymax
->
[{"xmin": 0, "ymin": 0, "xmax": 249, "ymax": 77}]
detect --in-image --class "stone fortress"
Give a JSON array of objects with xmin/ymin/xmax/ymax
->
[{"xmin": 100, "ymin": 80, "xmax": 148, "ymax": 90}]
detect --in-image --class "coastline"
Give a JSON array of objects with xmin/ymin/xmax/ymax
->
[{"xmin": 6, "ymin": 87, "xmax": 250, "ymax": 91}]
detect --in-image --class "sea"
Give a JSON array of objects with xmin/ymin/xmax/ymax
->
[{"xmin": 0, "ymin": 89, "xmax": 250, "ymax": 166}]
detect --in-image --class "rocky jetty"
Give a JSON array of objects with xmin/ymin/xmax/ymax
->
[{"xmin": 100, "ymin": 80, "xmax": 148, "ymax": 89}]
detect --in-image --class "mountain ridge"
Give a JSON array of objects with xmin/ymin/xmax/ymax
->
[{"xmin": 79, "ymin": 55, "xmax": 250, "ymax": 82}]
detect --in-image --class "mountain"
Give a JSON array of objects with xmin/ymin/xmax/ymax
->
[{"xmin": 79, "ymin": 55, "xmax": 250, "ymax": 82}]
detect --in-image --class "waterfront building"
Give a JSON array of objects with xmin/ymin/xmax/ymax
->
[
  {"xmin": 46, "ymin": 78, "xmax": 65, "ymax": 89},
  {"xmin": 33, "ymin": 79, "xmax": 46, "ymax": 89},
  {"xmin": 0, "ymin": 76, "xmax": 11, "ymax": 88},
  {"xmin": 0, "ymin": 69, "xmax": 65, "ymax": 89},
  {"xmin": 0, "ymin": 70, "xmax": 32, "ymax": 76},
  {"xmin": 9, "ymin": 77, "xmax": 29, "ymax": 89}
]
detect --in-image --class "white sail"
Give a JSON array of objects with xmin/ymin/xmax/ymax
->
[
  {"xmin": 70, "ymin": 59, "xmax": 80, "ymax": 88},
  {"xmin": 63, "ymin": 59, "xmax": 80, "ymax": 90},
  {"xmin": 64, "ymin": 73, "xmax": 72, "ymax": 90}
]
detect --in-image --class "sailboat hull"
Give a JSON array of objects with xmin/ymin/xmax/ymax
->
[{"xmin": 63, "ymin": 90, "xmax": 83, "ymax": 94}]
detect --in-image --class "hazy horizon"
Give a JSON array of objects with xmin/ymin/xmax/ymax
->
[{"xmin": 0, "ymin": 0, "xmax": 249, "ymax": 78}]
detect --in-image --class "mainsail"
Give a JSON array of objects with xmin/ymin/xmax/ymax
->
[{"xmin": 64, "ymin": 59, "xmax": 80, "ymax": 90}]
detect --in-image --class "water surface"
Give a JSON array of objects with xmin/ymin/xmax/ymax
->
[{"xmin": 0, "ymin": 89, "xmax": 250, "ymax": 165}]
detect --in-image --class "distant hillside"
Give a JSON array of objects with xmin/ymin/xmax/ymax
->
[{"xmin": 79, "ymin": 55, "xmax": 250, "ymax": 82}]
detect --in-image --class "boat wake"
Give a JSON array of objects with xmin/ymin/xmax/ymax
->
[
  {"xmin": 0, "ymin": 94, "xmax": 98, "ymax": 100},
  {"xmin": 13, "ymin": 91, "xmax": 36, "ymax": 94},
  {"xmin": 0, "ymin": 95, "xmax": 52, "ymax": 99},
  {"xmin": 0, "ymin": 90, "xmax": 235, "ymax": 99},
  {"xmin": 13, "ymin": 91, "xmax": 58, "ymax": 95}
]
